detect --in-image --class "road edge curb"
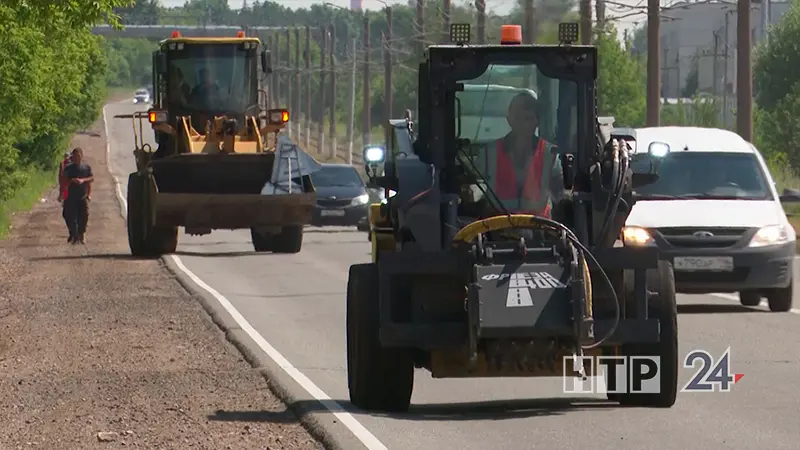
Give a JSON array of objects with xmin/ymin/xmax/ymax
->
[{"xmin": 102, "ymin": 104, "xmax": 363, "ymax": 450}]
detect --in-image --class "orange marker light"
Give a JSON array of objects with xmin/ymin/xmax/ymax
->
[
  {"xmin": 148, "ymin": 111, "xmax": 157, "ymax": 123},
  {"xmin": 281, "ymin": 110, "xmax": 289, "ymax": 122},
  {"xmin": 171, "ymin": 30, "xmax": 181, "ymax": 38},
  {"xmin": 500, "ymin": 25, "xmax": 522, "ymax": 45},
  {"xmin": 237, "ymin": 30, "xmax": 245, "ymax": 37}
]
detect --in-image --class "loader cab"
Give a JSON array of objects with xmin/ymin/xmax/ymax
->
[{"xmin": 154, "ymin": 34, "xmax": 262, "ymax": 133}]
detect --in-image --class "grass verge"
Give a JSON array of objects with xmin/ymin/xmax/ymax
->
[{"xmin": 0, "ymin": 168, "xmax": 57, "ymax": 238}]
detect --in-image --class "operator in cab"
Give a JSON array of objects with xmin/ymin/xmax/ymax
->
[
  {"xmin": 190, "ymin": 68, "xmax": 221, "ymax": 107},
  {"xmin": 481, "ymin": 91, "xmax": 563, "ymax": 218}
]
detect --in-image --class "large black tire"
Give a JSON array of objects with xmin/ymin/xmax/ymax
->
[
  {"xmin": 616, "ymin": 260, "xmax": 678, "ymax": 408},
  {"xmin": 739, "ymin": 290, "xmax": 762, "ymax": 307},
  {"xmin": 250, "ymin": 227, "xmax": 272, "ymax": 252},
  {"xmin": 126, "ymin": 172, "xmax": 178, "ymax": 257},
  {"xmin": 766, "ymin": 281, "xmax": 793, "ymax": 312},
  {"xmin": 271, "ymin": 225, "xmax": 304, "ymax": 254},
  {"xmin": 347, "ymin": 263, "xmax": 414, "ymax": 412}
]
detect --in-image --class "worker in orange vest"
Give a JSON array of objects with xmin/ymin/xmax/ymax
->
[
  {"xmin": 481, "ymin": 92, "xmax": 564, "ymax": 217},
  {"xmin": 58, "ymin": 152, "xmax": 72, "ymax": 241}
]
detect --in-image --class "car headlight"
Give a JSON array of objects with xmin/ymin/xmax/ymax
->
[
  {"xmin": 350, "ymin": 193, "xmax": 369, "ymax": 206},
  {"xmin": 622, "ymin": 226, "xmax": 654, "ymax": 246},
  {"xmin": 748, "ymin": 224, "xmax": 794, "ymax": 248}
]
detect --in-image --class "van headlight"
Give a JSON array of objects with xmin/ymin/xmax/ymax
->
[
  {"xmin": 622, "ymin": 226, "xmax": 655, "ymax": 246},
  {"xmin": 748, "ymin": 224, "xmax": 794, "ymax": 248},
  {"xmin": 350, "ymin": 193, "xmax": 369, "ymax": 206}
]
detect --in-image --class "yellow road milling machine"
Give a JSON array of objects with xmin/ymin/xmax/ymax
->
[
  {"xmin": 118, "ymin": 30, "xmax": 320, "ymax": 257},
  {"xmin": 348, "ymin": 23, "xmax": 680, "ymax": 412}
]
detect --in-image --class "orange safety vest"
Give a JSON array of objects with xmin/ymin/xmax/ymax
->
[
  {"xmin": 494, "ymin": 138, "xmax": 553, "ymax": 217},
  {"xmin": 59, "ymin": 158, "xmax": 70, "ymax": 201}
]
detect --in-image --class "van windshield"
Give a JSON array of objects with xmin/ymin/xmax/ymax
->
[{"xmin": 634, "ymin": 151, "xmax": 773, "ymax": 200}]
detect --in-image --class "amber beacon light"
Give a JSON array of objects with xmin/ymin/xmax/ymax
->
[{"xmin": 500, "ymin": 25, "xmax": 523, "ymax": 45}]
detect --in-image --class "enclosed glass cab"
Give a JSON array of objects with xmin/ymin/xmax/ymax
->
[{"xmin": 156, "ymin": 37, "xmax": 261, "ymax": 132}]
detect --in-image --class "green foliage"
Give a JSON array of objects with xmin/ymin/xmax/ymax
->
[
  {"xmin": 103, "ymin": 37, "xmax": 155, "ymax": 87},
  {"xmin": 754, "ymin": 0, "xmax": 800, "ymax": 181},
  {"xmin": 0, "ymin": 2, "xmax": 111, "ymax": 222},
  {"xmin": 661, "ymin": 97, "xmax": 721, "ymax": 128},
  {"xmin": 595, "ymin": 24, "xmax": 646, "ymax": 128}
]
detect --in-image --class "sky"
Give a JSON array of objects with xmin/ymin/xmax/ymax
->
[{"xmin": 159, "ymin": 0, "xmax": 658, "ymax": 35}]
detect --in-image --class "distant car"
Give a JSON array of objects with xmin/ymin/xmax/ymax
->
[
  {"xmin": 133, "ymin": 88, "xmax": 151, "ymax": 104},
  {"xmin": 311, "ymin": 164, "xmax": 370, "ymax": 226},
  {"xmin": 622, "ymin": 126, "xmax": 797, "ymax": 312}
]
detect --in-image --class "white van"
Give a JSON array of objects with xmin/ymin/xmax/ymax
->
[{"xmin": 621, "ymin": 126, "xmax": 797, "ymax": 311}]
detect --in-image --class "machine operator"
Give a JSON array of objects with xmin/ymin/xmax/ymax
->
[
  {"xmin": 481, "ymin": 91, "xmax": 564, "ymax": 217},
  {"xmin": 62, "ymin": 147, "xmax": 94, "ymax": 244}
]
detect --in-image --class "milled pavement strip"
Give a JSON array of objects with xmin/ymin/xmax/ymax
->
[{"xmin": 102, "ymin": 103, "xmax": 387, "ymax": 450}]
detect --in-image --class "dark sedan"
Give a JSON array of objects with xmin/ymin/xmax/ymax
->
[{"xmin": 311, "ymin": 164, "xmax": 370, "ymax": 226}]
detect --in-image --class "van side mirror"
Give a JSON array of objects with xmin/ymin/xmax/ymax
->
[{"xmin": 261, "ymin": 50, "xmax": 272, "ymax": 74}]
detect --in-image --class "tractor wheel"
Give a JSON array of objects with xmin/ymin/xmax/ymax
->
[
  {"xmin": 126, "ymin": 172, "xmax": 178, "ymax": 257},
  {"xmin": 766, "ymin": 281, "xmax": 793, "ymax": 312},
  {"xmin": 250, "ymin": 227, "xmax": 273, "ymax": 252},
  {"xmin": 127, "ymin": 173, "xmax": 149, "ymax": 257},
  {"xmin": 271, "ymin": 225, "xmax": 303, "ymax": 254},
  {"xmin": 347, "ymin": 263, "xmax": 414, "ymax": 412},
  {"xmin": 739, "ymin": 290, "xmax": 761, "ymax": 307},
  {"xmin": 617, "ymin": 260, "xmax": 678, "ymax": 408}
]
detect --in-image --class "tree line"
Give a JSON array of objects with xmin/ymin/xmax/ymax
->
[{"xmin": 0, "ymin": 0, "xmax": 126, "ymax": 227}]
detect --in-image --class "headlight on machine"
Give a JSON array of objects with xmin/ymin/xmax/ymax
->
[
  {"xmin": 350, "ymin": 194, "xmax": 369, "ymax": 206},
  {"xmin": 622, "ymin": 226, "xmax": 654, "ymax": 246},
  {"xmin": 748, "ymin": 224, "xmax": 794, "ymax": 248}
]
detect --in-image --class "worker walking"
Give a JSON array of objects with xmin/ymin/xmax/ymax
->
[
  {"xmin": 57, "ymin": 152, "xmax": 72, "ymax": 241},
  {"xmin": 62, "ymin": 148, "xmax": 94, "ymax": 244}
]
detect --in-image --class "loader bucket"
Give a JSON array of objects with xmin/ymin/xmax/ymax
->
[{"xmin": 149, "ymin": 153, "xmax": 315, "ymax": 229}]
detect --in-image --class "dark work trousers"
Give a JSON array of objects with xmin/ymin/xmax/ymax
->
[
  {"xmin": 62, "ymin": 202, "xmax": 71, "ymax": 237},
  {"xmin": 64, "ymin": 197, "xmax": 90, "ymax": 239}
]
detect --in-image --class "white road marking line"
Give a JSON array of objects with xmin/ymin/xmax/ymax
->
[{"xmin": 102, "ymin": 105, "xmax": 387, "ymax": 450}]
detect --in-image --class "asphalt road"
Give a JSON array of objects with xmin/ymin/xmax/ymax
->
[{"xmin": 105, "ymin": 99, "xmax": 800, "ymax": 450}]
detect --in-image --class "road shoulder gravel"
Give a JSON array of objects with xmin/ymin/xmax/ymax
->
[{"xmin": 0, "ymin": 116, "xmax": 323, "ymax": 449}]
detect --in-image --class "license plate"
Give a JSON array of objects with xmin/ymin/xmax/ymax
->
[
  {"xmin": 320, "ymin": 209, "xmax": 345, "ymax": 217},
  {"xmin": 673, "ymin": 256, "xmax": 734, "ymax": 272}
]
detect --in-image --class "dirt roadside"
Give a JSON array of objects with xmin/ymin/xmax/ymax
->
[{"xmin": 0, "ymin": 111, "xmax": 323, "ymax": 448}]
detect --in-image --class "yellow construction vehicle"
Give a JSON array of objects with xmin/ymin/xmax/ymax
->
[{"xmin": 118, "ymin": 31, "xmax": 319, "ymax": 257}]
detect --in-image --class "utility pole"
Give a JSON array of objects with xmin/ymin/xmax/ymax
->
[
  {"xmin": 318, "ymin": 28, "xmax": 327, "ymax": 155},
  {"xmin": 329, "ymin": 24, "xmax": 337, "ymax": 160},
  {"xmin": 580, "ymin": 0, "xmax": 591, "ymax": 44},
  {"xmin": 347, "ymin": 36, "xmax": 356, "ymax": 164},
  {"xmin": 724, "ymin": 11, "xmax": 731, "ymax": 127},
  {"xmin": 675, "ymin": 50, "xmax": 680, "ymax": 98},
  {"xmin": 736, "ymin": 0, "xmax": 752, "ymax": 141},
  {"xmin": 760, "ymin": 0, "xmax": 770, "ymax": 45},
  {"xmin": 596, "ymin": 0, "xmax": 606, "ymax": 30},
  {"xmin": 476, "ymin": 0, "xmax": 486, "ymax": 44},
  {"xmin": 305, "ymin": 26, "xmax": 311, "ymax": 149},
  {"xmin": 647, "ymin": 0, "xmax": 661, "ymax": 126},
  {"xmin": 362, "ymin": 17, "xmax": 371, "ymax": 145},
  {"xmin": 385, "ymin": 6, "xmax": 393, "ymax": 147},
  {"xmin": 284, "ymin": 28, "xmax": 291, "ymax": 113},
  {"xmin": 712, "ymin": 32, "xmax": 720, "ymax": 98},
  {"xmin": 294, "ymin": 27, "xmax": 301, "ymax": 138},
  {"xmin": 265, "ymin": 36, "xmax": 273, "ymax": 109},
  {"xmin": 273, "ymin": 32, "xmax": 281, "ymax": 108},
  {"xmin": 523, "ymin": 0, "xmax": 533, "ymax": 85},
  {"xmin": 416, "ymin": 0, "xmax": 425, "ymax": 57},
  {"xmin": 442, "ymin": 0, "xmax": 451, "ymax": 44}
]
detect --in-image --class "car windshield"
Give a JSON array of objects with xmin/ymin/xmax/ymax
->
[
  {"xmin": 633, "ymin": 151, "xmax": 772, "ymax": 200},
  {"xmin": 455, "ymin": 63, "xmax": 575, "ymax": 213},
  {"xmin": 166, "ymin": 43, "xmax": 257, "ymax": 113},
  {"xmin": 312, "ymin": 166, "xmax": 364, "ymax": 187},
  {"xmin": 135, "ymin": 89, "xmax": 148, "ymax": 96}
]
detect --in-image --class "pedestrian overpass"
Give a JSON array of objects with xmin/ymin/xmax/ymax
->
[{"xmin": 91, "ymin": 25, "xmax": 285, "ymax": 39}]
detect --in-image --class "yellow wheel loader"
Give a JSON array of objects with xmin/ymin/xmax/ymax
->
[{"xmin": 117, "ymin": 31, "xmax": 320, "ymax": 257}]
